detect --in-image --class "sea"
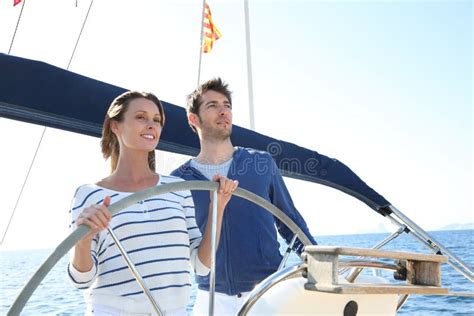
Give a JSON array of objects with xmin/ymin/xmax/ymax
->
[{"xmin": 1, "ymin": 230, "xmax": 473, "ymax": 315}]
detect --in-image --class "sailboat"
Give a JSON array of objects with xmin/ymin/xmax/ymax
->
[
  {"xmin": 1, "ymin": 52, "xmax": 473, "ymax": 315},
  {"xmin": 1, "ymin": 0, "xmax": 472, "ymax": 315}
]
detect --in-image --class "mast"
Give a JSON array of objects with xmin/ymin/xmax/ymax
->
[{"xmin": 244, "ymin": 0, "xmax": 255, "ymax": 130}]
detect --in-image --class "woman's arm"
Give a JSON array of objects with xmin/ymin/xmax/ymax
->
[{"xmin": 71, "ymin": 196, "xmax": 112, "ymax": 272}]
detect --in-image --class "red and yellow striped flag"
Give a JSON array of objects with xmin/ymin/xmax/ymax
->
[
  {"xmin": 14, "ymin": 0, "xmax": 22, "ymax": 6},
  {"xmin": 202, "ymin": 3, "xmax": 222, "ymax": 53}
]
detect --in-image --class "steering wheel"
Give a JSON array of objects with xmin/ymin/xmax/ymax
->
[{"xmin": 7, "ymin": 180, "xmax": 314, "ymax": 315}]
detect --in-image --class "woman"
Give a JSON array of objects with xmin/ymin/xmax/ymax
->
[{"xmin": 68, "ymin": 91, "xmax": 237, "ymax": 315}]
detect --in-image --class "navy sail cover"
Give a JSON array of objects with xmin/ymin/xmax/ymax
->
[{"xmin": 0, "ymin": 54, "xmax": 390, "ymax": 213}]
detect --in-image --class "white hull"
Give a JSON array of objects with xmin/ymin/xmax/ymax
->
[{"xmin": 249, "ymin": 277, "xmax": 398, "ymax": 315}]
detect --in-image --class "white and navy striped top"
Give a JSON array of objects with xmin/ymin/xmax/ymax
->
[{"xmin": 68, "ymin": 175, "xmax": 208, "ymax": 313}]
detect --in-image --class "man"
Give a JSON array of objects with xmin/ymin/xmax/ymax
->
[{"xmin": 172, "ymin": 78, "xmax": 316, "ymax": 315}]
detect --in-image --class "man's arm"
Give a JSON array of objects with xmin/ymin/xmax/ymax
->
[{"xmin": 267, "ymin": 154, "xmax": 317, "ymax": 253}]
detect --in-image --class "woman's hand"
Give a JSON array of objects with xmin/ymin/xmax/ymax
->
[
  {"xmin": 72, "ymin": 196, "xmax": 112, "ymax": 272},
  {"xmin": 211, "ymin": 174, "xmax": 239, "ymax": 211},
  {"xmin": 76, "ymin": 196, "xmax": 112, "ymax": 243}
]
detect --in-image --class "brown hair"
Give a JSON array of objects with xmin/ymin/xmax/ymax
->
[
  {"xmin": 186, "ymin": 77, "xmax": 232, "ymax": 133},
  {"xmin": 101, "ymin": 91, "xmax": 165, "ymax": 173}
]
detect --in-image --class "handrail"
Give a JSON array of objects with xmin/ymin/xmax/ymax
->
[
  {"xmin": 238, "ymin": 263, "xmax": 306, "ymax": 316},
  {"xmin": 339, "ymin": 260, "xmax": 399, "ymax": 271},
  {"xmin": 7, "ymin": 181, "xmax": 313, "ymax": 315},
  {"xmin": 278, "ymin": 234, "xmax": 298, "ymax": 271},
  {"xmin": 388, "ymin": 206, "xmax": 474, "ymax": 281},
  {"xmin": 342, "ymin": 226, "xmax": 406, "ymax": 281}
]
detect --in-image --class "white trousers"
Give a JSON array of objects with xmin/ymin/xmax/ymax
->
[
  {"xmin": 85, "ymin": 304, "xmax": 186, "ymax": 316},
  {"xmin": 192, "ymin": 289, "xmax": 251, "ymax": 316}
]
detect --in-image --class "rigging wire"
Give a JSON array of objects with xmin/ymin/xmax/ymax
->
[
  {"xmin": 0, "ymin": 128, "xmax": 46, "ymax": 245},
  {"xmin": 68, "ymin": 0, "xmax": 94, "ymax": 69},
  {"xmin": 1, "ymin": 0, "xmax": 95, "ymax": 245},
  {"xmin": 8, "ymin": 0, "xmax": 26, "ymax": 54},
  {"xmin": 1, "ymin": 0, "xmax": 28, "ymax": 245}
]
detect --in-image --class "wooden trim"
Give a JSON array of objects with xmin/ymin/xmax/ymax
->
[
  {"xmin": 304, "ymin": 246, "xmax": 448, "ymax": 294},
  {"xmin": 305, "ymin": 246, "xmax": 448, "ymax": 263}
]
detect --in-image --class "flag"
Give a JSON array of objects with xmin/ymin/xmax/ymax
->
[
  {"xmin": 202, "ymin": 3, "xmax": 222, "ymax": 53},
  {"xmin": 14, "ymin": 0, "xmax": 22, "ymax": 6}
]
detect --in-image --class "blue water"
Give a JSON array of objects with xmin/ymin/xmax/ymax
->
[{"xmin": 1, "ymin": 230, "xmax": 473, "ymax": 315}]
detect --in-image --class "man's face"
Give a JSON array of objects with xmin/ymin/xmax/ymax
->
[{"xmin": 191, "ymin": 90, "xmax": 232, "ymax": 140}]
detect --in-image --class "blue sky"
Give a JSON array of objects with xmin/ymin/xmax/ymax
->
[{"xmin": 0, "ymin": 0, "xmax": 471, "ymax": 250}]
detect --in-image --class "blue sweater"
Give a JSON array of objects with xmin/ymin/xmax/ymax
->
[{"xmin": 171, "ymin": 147, "xmax": 316, "ymax": 295}]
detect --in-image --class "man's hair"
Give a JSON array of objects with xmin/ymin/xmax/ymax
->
[{"xmin": 186, "ymin": 77, "xmax": 232, "ymax": 133}]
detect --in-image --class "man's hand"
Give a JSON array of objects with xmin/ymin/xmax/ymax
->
[{"xmin": 211, "ymin": 173, "xmax": 239, "ymax": 211}]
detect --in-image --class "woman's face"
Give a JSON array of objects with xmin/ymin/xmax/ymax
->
[{"xmin": 112, "ymin": 97, "xmax": 163, "ymax": 153}]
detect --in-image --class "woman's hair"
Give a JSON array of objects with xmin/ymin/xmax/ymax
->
[{"xmin": 101, "ymin": 91, "xmax": 165, "ymax": 173}]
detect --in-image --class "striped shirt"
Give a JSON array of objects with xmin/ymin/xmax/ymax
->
[{"xmin": 68, "ymin": 175, "xmax": 208, "ymax": 313}]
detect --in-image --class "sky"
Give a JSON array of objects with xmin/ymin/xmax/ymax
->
[{"xmin": 0, "ymin": 0, "xmax": 472, "ymax": 250}]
